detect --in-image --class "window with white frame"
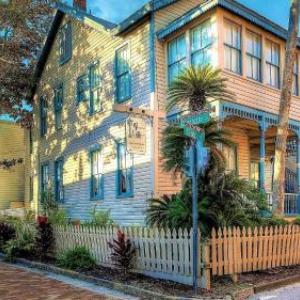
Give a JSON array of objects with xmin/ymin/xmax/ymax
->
[
  {"xmin": 223, "ymin": 145, "xmax": 237, "ymax": 173},
  {"xmin": 265, "ymin": 40, "xmax": 280, "ymax": 88},
  {"xmin": 246, "ymin": 31, "xmax": 261, "ymax": 81},
  {"xmin": 191, "ymin": 21, "xmax": 213, "ymax": 67},
  {"xmin": 224, "ymin": 21, "xmax": 241, "ymax": 74},
  {"xmin": 293, "ymin": 56, "xmax": 299, "ymax": 96},
  {"xmin": 115, "ymin": 44, "xmax": 131, "ymax": 102},
  {"xmin": 91, "ymin": 149, "xmax": 104, "ymax": 200},
  {"xmin": 168, "ymin": 34, "xmax": 187, "ymax": 84}
]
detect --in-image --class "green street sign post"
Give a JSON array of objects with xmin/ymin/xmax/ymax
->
[{"xmin": 179, "ymin": 111, "xmax": 210, "ymax": 293}]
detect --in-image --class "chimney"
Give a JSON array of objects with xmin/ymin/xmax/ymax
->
[{"xmin": 73, "ymin": 0, "xmax": 87, "ymax": 11}]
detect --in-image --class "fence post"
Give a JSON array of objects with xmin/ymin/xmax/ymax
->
[{"xmin": 200, "ymin": 239, "xmax": 211, "ymax": 290}]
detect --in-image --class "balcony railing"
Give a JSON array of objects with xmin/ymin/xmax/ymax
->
[{"xmin": 267, "ymin": 192, "xmax": 298, "ymax": 215}]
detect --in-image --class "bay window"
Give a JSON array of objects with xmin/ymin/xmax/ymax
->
[
  {"xmin": 168, "ymin": 34, "xmax": 186, "ymax": 84},
  {"xmin": 265, "ymin": 40, "xmax": 280, "ymax": 88},
  {"xmin": 246, "ymin": 31, "xmax": 261, "ymax": 81},
  {"xmin": 191, "ymin": 21, "xmax": 213, "ymax": 67},
  {"xmin": 224, "ymin": 21, "xmax": 241, "ymax": 74}
]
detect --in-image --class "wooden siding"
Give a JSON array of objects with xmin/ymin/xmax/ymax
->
[
  {"xmin": 217, "ymin": 8, "xmax": 300, "ymax": 121},
  {"xmin": 33, "ymin": 15, "xmax": 153, "ymax": 225},
  {"xmin": 0, "ymin": 121, "xmax": 26, "ymax": 210}
]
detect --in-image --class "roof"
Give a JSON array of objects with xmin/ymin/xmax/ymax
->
[{"xmin": 157, "ymin": 0, "xmax": 300, "ymax": 47}]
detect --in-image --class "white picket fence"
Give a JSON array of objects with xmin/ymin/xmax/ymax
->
[{"xmin": 53, "ymin": 225, "xmax": 202, "ymax": 285}]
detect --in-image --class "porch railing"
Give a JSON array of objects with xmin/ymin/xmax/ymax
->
[{"xmin": 267, "ymin": 192, "xmax": 298, "ymax": 215}]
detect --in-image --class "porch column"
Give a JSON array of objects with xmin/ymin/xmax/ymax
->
[
  {"xmin": 297, "ymin": 135, "xmax": 300, "ymax": 192},
  {"xmin": 259, "ymin": 126, "xmax": 266, "ymax": 191},
  {"xmin": 297, "ymin": 134, "xmax": 300, "ymax": 214}
]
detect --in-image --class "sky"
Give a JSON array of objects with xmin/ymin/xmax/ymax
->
[{"xmin": 82, "ymin": 0, "xmax": 290, "ymax": 28}]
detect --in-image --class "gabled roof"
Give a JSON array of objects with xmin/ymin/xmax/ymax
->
[{"xmin": 157, "ymin": 0, "xmax": 300, "ymax": 47}]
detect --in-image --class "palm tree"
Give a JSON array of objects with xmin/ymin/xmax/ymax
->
[
  {"xmin": 162, "ymin": 119, "xmax": 234, "ymax": 175},
  {"xmin": 166, "ymin": 65, "xmax": 234, "ymax": 113},
  {"xmin": 273, "ymin": 0, "xmax": 299, "ymax": 216}
]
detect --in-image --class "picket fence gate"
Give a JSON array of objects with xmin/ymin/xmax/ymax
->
[{"xmin": 53, "ymin": 224, "xmax": 300, "ymax": 289}]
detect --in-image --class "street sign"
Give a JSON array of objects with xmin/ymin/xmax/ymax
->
[
  {"xmin": 180, "ymin": 111, "xmax": 210, "ymax": 125},
  {"xmin": 197, "ymin": 145, "xmax": 209, "ymax": 173}
]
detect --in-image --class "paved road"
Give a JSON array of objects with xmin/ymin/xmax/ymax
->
[
  {"xmin": 0, "ymin": 262, "xmax": 138, "ymax": 300},
  {"xmin": 250, "ymin": 282, "xmax": 300, "ymax": 300}
]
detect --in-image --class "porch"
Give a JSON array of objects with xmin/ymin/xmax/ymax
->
[{"xmin": 213, "ymin": 101, "xmax": 300, "ymax": 216}]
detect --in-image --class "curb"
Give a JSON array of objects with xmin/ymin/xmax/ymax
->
[
  {"xmin": 0, "ymin": 255, "xmax": 213, "ymax": 300},
  {"xmin": 254, "ymin": 274, "xmax": 300, "ymax": 293}
]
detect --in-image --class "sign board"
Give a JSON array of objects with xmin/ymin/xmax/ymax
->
[
  {"xmin": 180, "ymin": 111, "xmax": 210, "ymax": 126},
  {"xmin": 126, "ymin": 116, "xmax": 146, "ymax": 155},
  {"xmin": 197, "ymin": 145, "xmax": 209, "ymax": 172}
]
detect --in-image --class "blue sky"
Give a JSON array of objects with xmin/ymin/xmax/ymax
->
[{"xmin": 83, "ymin": 0, "xmax": 289, "ymax": 27}]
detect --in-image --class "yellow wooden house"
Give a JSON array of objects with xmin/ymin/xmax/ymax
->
[
  {"xmin": 0, "ymin": 120, "xmax": 30, "ymax": 210},
  {"xmin": 30, "ymin": 0, "xmax": 300, "ymax": 224}
]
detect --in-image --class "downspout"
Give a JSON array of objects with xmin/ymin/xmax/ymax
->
[{"xmin": 149, "ymin": 2, "xmax": 158, "ymax": 198}]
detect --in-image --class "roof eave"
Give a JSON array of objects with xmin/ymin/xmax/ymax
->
[
  {"xmin": 157, "ymin": 0, "xmax": 300, "ymax": 47},
  {"xmin": 30, "ymin": 10, "xmax": 64, "ymax": 100},
  {"xmin": 114, "ymin": 3, "xmax": 152, "ymax": 35}
]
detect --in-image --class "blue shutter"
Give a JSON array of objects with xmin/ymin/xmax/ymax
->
[{"xmin": 66, "ymin": 23, "xmax": 72, "ymax": 61}]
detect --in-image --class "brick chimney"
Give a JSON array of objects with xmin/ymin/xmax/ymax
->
[{"xmin": 73, "ymin": 0, "xmax": 87, "ymax": 11}]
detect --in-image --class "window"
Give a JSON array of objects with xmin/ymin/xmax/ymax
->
[
  {"xmin": 89, "ymin": 62, "xmax": 102, "ymax": 113},
  {"xmin": 265, "ymin": 40, "xmax": 280, "ymax": 88},
  {"xmin": 76, "ymin": 75, "xmax": 89, "ymax": 103},
  {"xmin": 117, "ymin": 143, "xmax": 133, "ymax": 197},
  {"xmin": 59, "ymin": 22, "xmax": 72, "ymax": 64},
  {"xmin": 293, "ymin": 56, "xmax": 299, "ymax": 96},
  {"xmin": 223, "ymin": 145, "xmax": 237, "ymax": 173},
  {"xmin": 40, "ymin": 96, "xmax": 47, "ymax": 137},
  {"xmin": 115, "ymin": 44, "xmax": 131, "ymax": 102},
  {"xmin": 191, "ymin": 21, "xmax": 213, "ymax": 67},
  {"xmin": 54, "ymin": 84, "xmax": 63, "ymax": 130},
  {"xmin": 41, "ymin": 164, "xmax": 49, "ymax": 196},
  {"xmin": 168, "ymin": 35, "xmax": 186, "ymax": 84},
  {"xmin": 224, "ymin": 21, "xmax": 241, "ymax": 74},
  {"xmin": 91, "ymin": 150, "xmax": 104, "ymax": 200},
  {"xmin": 250, "ymin": 162, "xmax": 259, "ymax": 188},
  {"xmin": 55, "ymin": 159, "xmax": 64, "ymax": 203},
  {"xmin": 246, "ymin": 31, "xmax": 261, "ymax": 81}
]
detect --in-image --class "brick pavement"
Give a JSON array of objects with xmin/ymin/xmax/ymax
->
[{"xmin": 0, "ymin": 262, "xmax": 118, "ymax": 300}]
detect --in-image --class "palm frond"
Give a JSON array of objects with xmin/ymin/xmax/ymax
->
[{"xmin": 167, "ymin": 65, "xmax": 235, "ymax": 112}]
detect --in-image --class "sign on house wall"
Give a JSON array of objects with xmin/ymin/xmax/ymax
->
[{"xmin": 126, "ymin": 116, "xmax": 146, "ymax": 155}]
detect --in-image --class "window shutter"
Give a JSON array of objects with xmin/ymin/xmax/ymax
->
[{"xmin": 66, "ymin": 23, "xmax": 72, "ymax": 60}]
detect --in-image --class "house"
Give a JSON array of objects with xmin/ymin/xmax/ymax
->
[
  {"xmin": 31, "ymin": 0, "xmax": 300, "ymax": 225},
  {"xmin": 0, "ymin": 120, "xmax": 30, "ymax": 211}
]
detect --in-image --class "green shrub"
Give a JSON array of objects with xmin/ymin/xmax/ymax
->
[
  {"xmin": 4, "ymin": 221, "xmax": 37, "ymax": 260},
  {"xmin": 261, "ymin": 216, "xmax": 289, "ymax": 227},
  {"xmin": 48, "ymin": 208, "xmax": 68, "ymax": 226},
  {"xmin": 293, "ymin": 216, "xmax": 300, "ymax": 225},
  {"xmin": 0, "ymin": 223, "xmax": 16, "ymax": 250},
  {"xmin": 86, "ymin": 207, "xmax": 114, "ymax": 227},
  {"xmin": 57, "ymin": 246, "xmax": 96, "ymax": 271}
]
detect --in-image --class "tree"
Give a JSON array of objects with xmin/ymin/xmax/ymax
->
[
  {"xmin": 272, "ymin": 0, "xmax": 299, "ymax": 216},
  {"xmin": 0, "ymin": 0, "xmax": 54, "ymax": 127}
]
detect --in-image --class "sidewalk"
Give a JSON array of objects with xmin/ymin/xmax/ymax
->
[{"xmin": 0, "ymin": 261, "xmax": 138, "ymax": 300}]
